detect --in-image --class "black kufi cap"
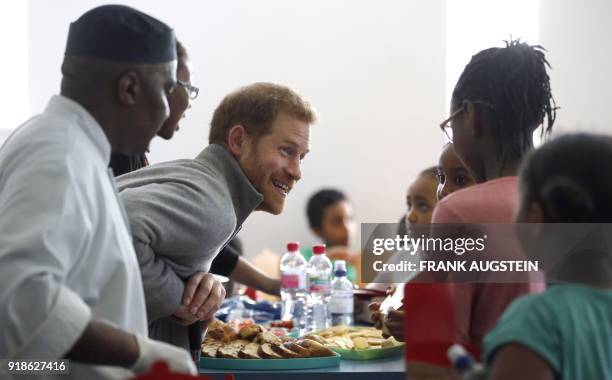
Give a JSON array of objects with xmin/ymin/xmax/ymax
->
[{"xmin": 65, "ymin": 4, "xmax": 176, "ymax": 64}]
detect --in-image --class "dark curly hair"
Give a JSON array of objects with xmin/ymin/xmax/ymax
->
[{"xmin": 452, "ymin": 39, "xmax": 558, "ymax": 164}]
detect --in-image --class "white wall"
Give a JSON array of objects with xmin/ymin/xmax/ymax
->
[
  {"xmin": 0, "ymin": 1, "xmax": 28, "ymax": 146},
  {"xmin": 446, "ymin": 0, "xmax": 539, "ymax": 106},
  {"xmin": 18, "ymin": 1, "xmax": 612, "ymax": 259},
  {"xmin": 27, "ymin": 0, "xmax": 448, "ymax": 256},
  {"xmin": 539, "ymin": 0, "xmax": 612, "ymax": 136}
]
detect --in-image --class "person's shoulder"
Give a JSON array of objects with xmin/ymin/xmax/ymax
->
[
  {"xmin": 117, "ymin": 158, "xmax": 211, "ymax": 187},
  {"xmin": 0, "ymin": 115, "xmax": 88, "ymax": 184},
  {"xmin": 6, "ymin": 113, "xmax": 76, "ymax": 154},
  {"xmin": 433, "ymin": 177, "xmax": 518, "ymax": 222},
  {"xmin": 500, "ymin": 290, "xmax": 551, "ymax": 317},
  {"xmin": 484, "ymin": 290, "xmax": 561, "ymax": 370},
  {"xmin": 443, "ymin": 177, "xmax": 517, "ymax": 204}
]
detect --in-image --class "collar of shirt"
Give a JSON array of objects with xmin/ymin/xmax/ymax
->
[
  {"xmin": 194, "ymin": 144, "xmax": 263, "ymax": 226},
  {"xmin": 46, "ymin": 95, "xmax": 111, "ymax": 164}
]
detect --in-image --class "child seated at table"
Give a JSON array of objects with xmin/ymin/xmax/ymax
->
[
  {"xmin": 370, "ymin": 147, "xmax": 475, "ymax": 341},
  {"xmin": 303, "ymin": 189, "xmax": 359, "ymax": 282},
  {"xmin": 485, "ymin": 133, "xmax": 612, "ymax": 380},
  {"xmin": 436, "ymin": 142, "xmax": 475, "ymax": 201},
  {"xmin": 369, "ymin": 166, "xmax": 439, "ymax": 336}
]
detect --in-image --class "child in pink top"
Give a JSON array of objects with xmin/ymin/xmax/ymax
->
[
  {"xmin": 432, "ymin": 176, "xmax": 545, "ymax": 358},
  {"xmin": 433, "ymin": 39, "xmax": 557, "ymax": 359},
  {"xmin": 401, "ymin": 40, "xmax": 557, "ymax": 377}
]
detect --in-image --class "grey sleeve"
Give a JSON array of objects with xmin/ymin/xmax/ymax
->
[
  {"xmin": 118, "ymin": 183, "xmax": 194, "ymax": 323},
  {"xmin": 133, "ymin": 239, "xmax": 184, "ymax": 322}
]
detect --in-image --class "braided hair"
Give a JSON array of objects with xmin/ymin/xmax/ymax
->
[{"xmin": 452, "ymin": 39, "xmax": 557, "ymax": 164}]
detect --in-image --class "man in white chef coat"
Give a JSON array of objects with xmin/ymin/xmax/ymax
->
[{"xmin": 0, "ymin": 5, "xmax": 196, "ymax": 379}]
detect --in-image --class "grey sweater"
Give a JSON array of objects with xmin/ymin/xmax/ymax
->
[{"xmin": 116, "ymin": 144, "xmax": 262, "ymax": 347}]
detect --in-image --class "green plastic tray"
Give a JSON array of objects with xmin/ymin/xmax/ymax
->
[
  {"xmin": 200, "ymin": 353, "xmax": 341, "ymax": 371},
  {"xmin": 331, "ymin": 344, "xmax": 405, "ymax": 360}
]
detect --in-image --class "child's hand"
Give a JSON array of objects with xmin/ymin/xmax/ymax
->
[
  {"xmin": 369, "ymin": 302, "xmax": 384, "ymax": 329},
  {"xmin": 383, "ymin": 309, "xmax": 405, "ymax": 342}
]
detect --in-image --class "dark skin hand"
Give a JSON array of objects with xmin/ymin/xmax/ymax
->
[
  {"xmin": 64, "ymin": 320, "xmax": 139, "ymax": 367},
  {"xmin": 369, "ymin": 286, "xmax": 404, "ymax": 341}
]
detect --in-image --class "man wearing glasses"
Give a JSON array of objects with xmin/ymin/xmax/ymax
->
[{"xmin": 110, "ymin": 40, "xmax": 199, "ymax": 176}]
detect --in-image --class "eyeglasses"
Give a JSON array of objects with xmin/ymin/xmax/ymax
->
[
  {"xmin": 177, "ymin": 80, "xmax": 199, "ymax": 100},
  {"xmin": 439, "ymin": 100, "xmax": 494, "ymax": 142},
  {"xmin": 439, "ymin": 107, "xmax": 463, "ymax": 142}
]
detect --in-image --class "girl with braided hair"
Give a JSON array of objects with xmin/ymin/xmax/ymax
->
[
  {"xmin": 431, "ymin": 39, "xmax": 557, "ymax": 355},
  {"xmin": 402, "ymin": 40, "xmax": 558, "ymax": 378}
]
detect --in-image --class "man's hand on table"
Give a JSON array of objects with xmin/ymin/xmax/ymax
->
[{"xmin": 170, "ymin": 304, "xmax": 200, "ymax": 326}]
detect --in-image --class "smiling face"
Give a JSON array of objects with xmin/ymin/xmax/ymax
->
[
  {"xmin": 436, "ymin": 143, "xmax": 475, "ymax": 200},
  {"xmin": 405, "ymin": 174, "xmax": 438, "ymax": 226},
  {"xmin": 236, "ymin": 112, "xmax": 311, "ymax": 214}
]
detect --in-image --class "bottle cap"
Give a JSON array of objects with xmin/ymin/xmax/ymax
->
[
  {"xmin": 334, "ymin": 260, "xmax": 347, "ymax": 276},
  {"xmin": 287, "ymin": 242, "xmax": 300, "ymax": 252},
  {"xmin": 312, "ymin": 244, "xmax": 326, "ymax": 255},
  {"xmin": 447, "ymin": 343, "xmax": 473, "ymax": 373},
  {"xmin": 334, "ymin": 260, "xmax": 347, "ymax": 271}
]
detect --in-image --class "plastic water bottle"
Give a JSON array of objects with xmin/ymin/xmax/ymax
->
[
  {"xmin": 307, "ymin": 244, "xmax": 333, "ymax": 331},
  {"xmin": 447, "ymin": 344, "xmax": 487, "ymax": 380},
  {"xmin": 280, "ymin": 242, "xmax": 307, "ymax": 330},
  {"xmin": 330, "ymin": 260, "xmax": 354, "ymax": 326}
]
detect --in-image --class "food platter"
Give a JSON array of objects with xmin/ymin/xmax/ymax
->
[
  {"xmin": 200, "ymin": 353, "xmax": 341, "ymax": 370},
  {"xmin": 310, "ymin": 325, "xmax": 405, "ymax": 361},
  {"xmin": 200, "ymin": 320, "xmax": 341, "ymax": 370},
  {"xmin": 330, "ymin": 345, "xmax": 404, "ymax": 361}
]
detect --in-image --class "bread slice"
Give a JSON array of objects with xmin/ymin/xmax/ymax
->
[
  {"xmin": 258, "ymin": 343, "xmax": 284, "ymax": 359},
  {"xmin": 296, "ymin": 338, "xmax": 336, "ymax": 357},
  {"xmin": 206, "ymin": 326, "xmax": 230, "ymax": 342},
  {"xmin": 216, "ymin": 339, "xmax": 250, "ymax": 359},
  {"xmin": 271, "ymin": 343, "xmax": 303, "ymax": 358},
  {"xmin": 302, "ymin": 334, "xmax": 328, "ymax": 345},
  {"xmin": 283, "ymin": 341, "xmax": 310, "ymax": 357},
  {"xmin": 201, "ymin": 339, "xmax": 223, "ymax": 358},
  {"xmin": 254, "ymin": 331, "xmax": 282, "ymax": 345},
  {"xmin": 238, "ymin": 342, "xmax": 262, "ymax": 359},
  {"xmin": 239, "ymin": 324, "xmax": 264, "ymax": 341}
]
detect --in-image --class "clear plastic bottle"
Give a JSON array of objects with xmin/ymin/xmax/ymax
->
[
  {"xmin": 306, "ymin": 244, "xmax": 333, "ymax": 331},
  {"xmin": 280, "ymin": 242, "xmax": 307, "ymax": 330},
  {"xmin": 330, "ymin": 260, "xmax": 354, "ymax": 326}
]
